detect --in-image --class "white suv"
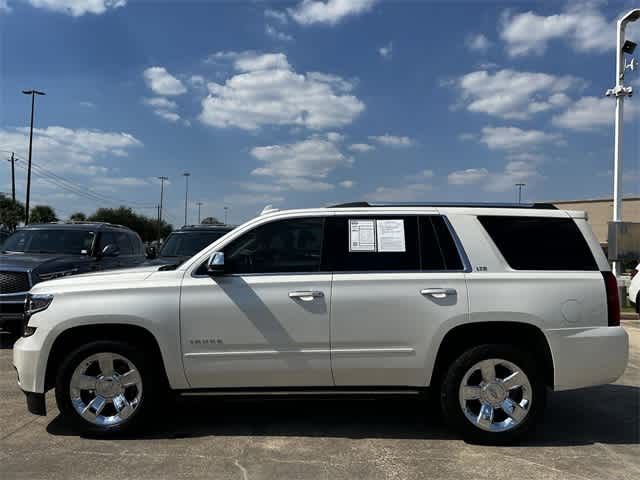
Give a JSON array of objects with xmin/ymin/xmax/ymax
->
[{"xmin": 13, "ymin": 202, "xmax": 629, "ymax": 444}]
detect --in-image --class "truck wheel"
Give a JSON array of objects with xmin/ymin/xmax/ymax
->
[
  {"xmin": 55, "ymin": 340, "xmax": 155, "ymax": 436},
  {"xmin": 440, "ymin": 344, "xmax": 546, "ymax": 444}
]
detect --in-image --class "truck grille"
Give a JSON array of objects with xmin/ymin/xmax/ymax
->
[{"xmin": 0, "ymin": 271, "xmax": 30, "ymax": 294}]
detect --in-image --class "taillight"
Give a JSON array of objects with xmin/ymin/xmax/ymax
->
[{"xmin": 602, "ymin": 271, "xmax": 620, "ymax": 327}]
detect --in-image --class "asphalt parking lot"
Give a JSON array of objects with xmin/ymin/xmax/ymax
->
[{"xmin": 1, "ymin": 324, "xmax": 638, "ymax": 480}]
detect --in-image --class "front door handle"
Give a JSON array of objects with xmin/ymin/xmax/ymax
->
[
  {"xmin": 420, "ymin": 288, "xmax": 457, "ymax": 299},
  {"xmin": 289, "ymin": 291, "xmax": 324, "ymax": 301}
]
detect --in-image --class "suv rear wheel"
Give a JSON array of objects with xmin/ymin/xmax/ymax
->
[
  {"xmin": 55, "ymin": 340, "xmax": 155, "ymax": 435},
  {"xmin": 440, "ymin": 344, "xmax": 546, "ymax": 444}
]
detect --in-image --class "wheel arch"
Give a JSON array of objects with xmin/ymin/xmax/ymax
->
[
  {"xmin": 428, "ymin": 321, "xmax": 554, "ymax": 391},
  {"xmin": 44, "ymin": 323, "xmax": 170, "ymax": 392}
]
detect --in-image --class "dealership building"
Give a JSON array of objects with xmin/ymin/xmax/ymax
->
[{"xmin": 550, "ymin": 196, "xmax": 640, "ymax": 246}]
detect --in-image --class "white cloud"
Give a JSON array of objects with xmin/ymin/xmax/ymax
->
[
  {"xmin": 500, "ymin": 4, "xmax": 615, "ymax": 57},
  {"xmin": 348, "ymin": 143, "xmax": 375, "ymax": 152},
  {"xmin": 200, "ymin": 52, "xmax": 364, "ymax": 130},
  {"xmin": 480, "ymin": 126, "xmax": 562, "ymax": 151},
  {"xmin": 0, "ymin": 0, "xmax": 11, "ymax": 13},
  {"xmin": 448, "ymin": 161, "xmax": 539, "ymax": 192},
  {"xmin": 236, "ymin": 182, "xmax": 285, "ymax": 194},
  {"xmin": 405, "ymin": 169, "xmax": 434, "ymax": 181},
  {"xmin": 143, "ymin": 97, "xmax": 177, "ymax": 110},
  {"xmin": 366, "ymin": 183, "xmax": 432, "ymax": 202},
  {"xmin": 27, "ymin": 0, "xmax": 126, "ymax": 16},
  {"xmin": 289, "ymin": 0, "xmax": 377, "ymax": 25},
  {"xmin": 466, "ymin": 33, "xmax": 491, "ymax": 53},
  {"xmin": 79, "ymin": 101, "xmax": 95, "ymax": 108},
  {"xmin": 339, "ymin": 180, "xmax": 355, "ymax": 188},
  {"xmin": 266, "ymin": 25, "xmax": 294, "ymax": 42},
  {"xmin": 143, "ymin": 66, "xmax": 187, "ymax": 96},
  {"xmin": 142, "ymin": 96, "xmax": 185, "ymax": 124},
  {"xmin": 93, "ymin": 176, "xmax": 149, "ymax": 187},
  {"xmin": 552, "ymin": 96, "xmax": 639, "ymax": 131},
  {"xmin": 456, "ymin": 69, "xmax": 578, "ymax": 120},
  {"xmin": 250, "ymin": 136, "xmax": 351, "ymax": 181},
  {"xmin": 189, "ymin": 75, "xmax": 205, "ymax": 87},
  {"xmin": 379, "ymin": 42, "xmax": 393, "ymax": 59},
  {"xmin": 265, "ymin": 8, "xmax": 288, "ymax": 24},
  {"xmin": 369, "ymin": 134, "xmax": 415, "ymax": 147},
  {"xmin": 223, "ymin": 192, "xmax": 285, "ymax": 207},
  {"xmin": 0, "ymin": 125, "xmax": 141, "ymax": 175}
]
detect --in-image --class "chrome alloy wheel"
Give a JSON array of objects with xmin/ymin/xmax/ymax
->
[
  {"xmin": 458, "ymin": 358, "xmax": 532, "ymax": 433},
  {"xmin": 69, "ymin": 352, "xmax": 143, "ymax": 427}
]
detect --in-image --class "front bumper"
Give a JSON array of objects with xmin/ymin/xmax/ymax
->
[
  {"xmin": 546, "ymin": 326, "xmax": 629, "ymax": 391},
  {"xmin": 13, "ymin": 329, "xmax": 46, "ymax": 394}
]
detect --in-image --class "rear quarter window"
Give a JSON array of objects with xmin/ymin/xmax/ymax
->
[{"xmin": 478, "ymin": 216, "xmax": 598, "ymax": 271}]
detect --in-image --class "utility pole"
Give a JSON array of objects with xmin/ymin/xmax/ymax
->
[
  {"xmin": 8, "ymin": 153, "xmax": 16, "ymax": 202},
  {"xmin": 22, "ymin": 89, "xmax": 46, "ymax": 225},
  {"xmin": 196, "ymin": 202, "xmax": 203, "ymax": 223},
  {"xmin": 157, "ymin": 176, "xmax": 168, "ymax": 243},
  {"xmin": 224, "ymin": 206, "xmax": 229, "ymax": 225},
  {"xmin": 515, "ymin": 183, "xmax": 525, "ymax": 204},
  {"xmin": 606, "ymin": 9, "xmax": 640, "ymax": 280},
  {"xmin": 183, "ymin": 172, "xmax": 190, "ymax": 226}
]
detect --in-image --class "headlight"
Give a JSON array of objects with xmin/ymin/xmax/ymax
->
[{"xmin": 24, "ymin": 293, "xmax": 54, "ymax": 319}]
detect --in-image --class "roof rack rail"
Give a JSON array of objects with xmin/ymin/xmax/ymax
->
[
  {"xmin": 28, "ymin": 221, "xmax": 133, "ymax": 230},
  {"xmin": 329, "ymin": 201, "xmax": 558, "ymax": 210}
]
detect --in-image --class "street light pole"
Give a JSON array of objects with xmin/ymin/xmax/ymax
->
[
  {"xmin": 9, "ymin": 152, "xmax": 16, "ymax": 202},
  {"xmin": 22, "ymin": 89, "xmax": 46, "ymax": 225},
  {"xmin": 224, "ymin": 206, "xmax": 229, "ymax": 225},
  {"xmin": 157, "ymin": 176, "xmax": 168, "ymax": 243},
  {"xmin": 515, "ymin": 183, "xmax": 525, "ymax": 204},
  {"xmin": 196, "ymin": 202, "xmax": 203, "ymax": 223},
  {"xmin": 183, "ymin": 172, "xmax": 190, "ymax": 226},
  {"xmin": 606, "ymin": 9, "xmax": 640, "ymax": 279}
]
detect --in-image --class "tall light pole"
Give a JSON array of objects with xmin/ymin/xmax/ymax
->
[
  {"xmin": 606, "ymin": 8, "xmax": 640, "ymax": 279},
  {"xmin": 196, "ymin": 202, "xmax": 203, "ymax": 223},
  {"xmin": 157, "ymin": 176, "xmax": 168, "ymax": 243},
  {"xmin": 515, "ymin": 183, "xmax": 525, "ymax": 204},
  {"xmin": 22, "ymin": 89, "xmax": 46, "ymax": 225},
  {"xmin": 183, "ymin": 172, "xmax": 190, "ymax": 226},
  {"xmin": 224, "ymin": 206, "xmax": 229, "ymax": 225}
]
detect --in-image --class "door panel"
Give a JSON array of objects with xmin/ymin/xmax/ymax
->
[
  {"xmin": 180, "ymin": 273, "xmax": 332, "ymax": 388},
  {"xmin": 330, "ymin": 272, "xmax": 468, "ymax": 386}
]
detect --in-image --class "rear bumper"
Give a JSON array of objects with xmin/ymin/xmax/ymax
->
[{"xmin": 546, "ymin": 326, "xmax": 629, "ymax": 391}]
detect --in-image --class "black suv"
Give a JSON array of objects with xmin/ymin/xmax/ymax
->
[
  {"xmin": 148, "ymin": 224, "xmax": 234, "ymax": 266},
  {"xmin": 0, "ymin": 222, "xmax": 146, "ymax": 334}
]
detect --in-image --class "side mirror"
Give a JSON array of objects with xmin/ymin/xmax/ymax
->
[
  {"xmin": 101, "ymin": 243, "xmax": 120, "ymax": 257},
  {"xmin": 207, "ymin": 251, "xmax": 225, "ymax": 275},
  {"xmin": 146, "ymin": 246, "xmax": 157, "ymax": 259}
]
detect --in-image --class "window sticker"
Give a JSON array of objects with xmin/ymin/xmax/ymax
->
[
  {"xmin": 376, "ymin": 219, "xmax": 406, "ymax": 252},
  {"xmin": 349, "ymin": 219, "xmax": 376, "ymax": 252}
]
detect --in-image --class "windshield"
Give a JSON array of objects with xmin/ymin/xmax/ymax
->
[
  {"xmin": 2, "ymin": 230, "xmax": 95, "ymax": 255},
  {"xmin": 159, "ymin": 231, "xmax": 229, "ymax": 258}
]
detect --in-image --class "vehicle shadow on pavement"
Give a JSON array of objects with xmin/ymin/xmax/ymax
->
[{"xmin": 46, "ymin": 385, "xmax": 639, "ymax": 446}]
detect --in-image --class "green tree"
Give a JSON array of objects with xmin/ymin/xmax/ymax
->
[
  {"xmin": 201, "ymin": 216, "xmax": 222, "ymax": 225},
  {"xmin": 89, "ymin": 206, "xmax": 172, "ymax": 242},
  {"xmin": 30, "ymin": 205, "xmax": 58, "ymax": 224},
  {"xmin": 69, "ymin": 212, "xmax": 87, "ymax": 221},
  {"xmin": 0, "ymin": 194, "xmax": 25, "ymax": 231}
]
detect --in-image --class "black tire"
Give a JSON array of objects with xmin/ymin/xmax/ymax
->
[
  {"xmin": 55, "ymin": 340, "xmax": 157, "ymax": 436},
  {"xmin": 440, "ymin": 344, "xmax": 546, "ymax": 445}
]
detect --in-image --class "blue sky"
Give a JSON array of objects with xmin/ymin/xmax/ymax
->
[{"xmin": 1, "ymin": 0, "xmax": 639, "ymax": 225}]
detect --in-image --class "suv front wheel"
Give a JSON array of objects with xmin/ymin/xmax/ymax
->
[
  {"xmin": 55, "ymin": 340, "xmax": 155, "ymax": 435},
  {"xmin": 440, "ymin": 344, "xmax": 546, "ymax": 444}
]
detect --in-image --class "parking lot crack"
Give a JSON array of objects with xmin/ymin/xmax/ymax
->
[{"xmin": 234, "ymin": 459, "xmax": 249, "ymax": 480}]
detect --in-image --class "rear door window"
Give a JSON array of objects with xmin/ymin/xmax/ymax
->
[
  {"xmin": 478, "ymin": 216, "xmax": 597, "ymax": 271},
  {"xmin": 419, "ymin": 216, "xmax": 464, "ymax": 271},
  {"xmin": 322, "ymin": 216, "xmax": 420, "ymax": 271}
]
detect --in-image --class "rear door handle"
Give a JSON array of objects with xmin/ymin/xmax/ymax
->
[
  {"xmin": 289, "ymin": 291, "xmax": 324, "ymax": 301},
  {"xmin": 420, "ymin": 288, "xmax": 457, "ymax": 299}
]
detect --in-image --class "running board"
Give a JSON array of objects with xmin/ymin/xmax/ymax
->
[{"xmin": 178, "ymin": 387, "xmax": 424, "ymax": 397}]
